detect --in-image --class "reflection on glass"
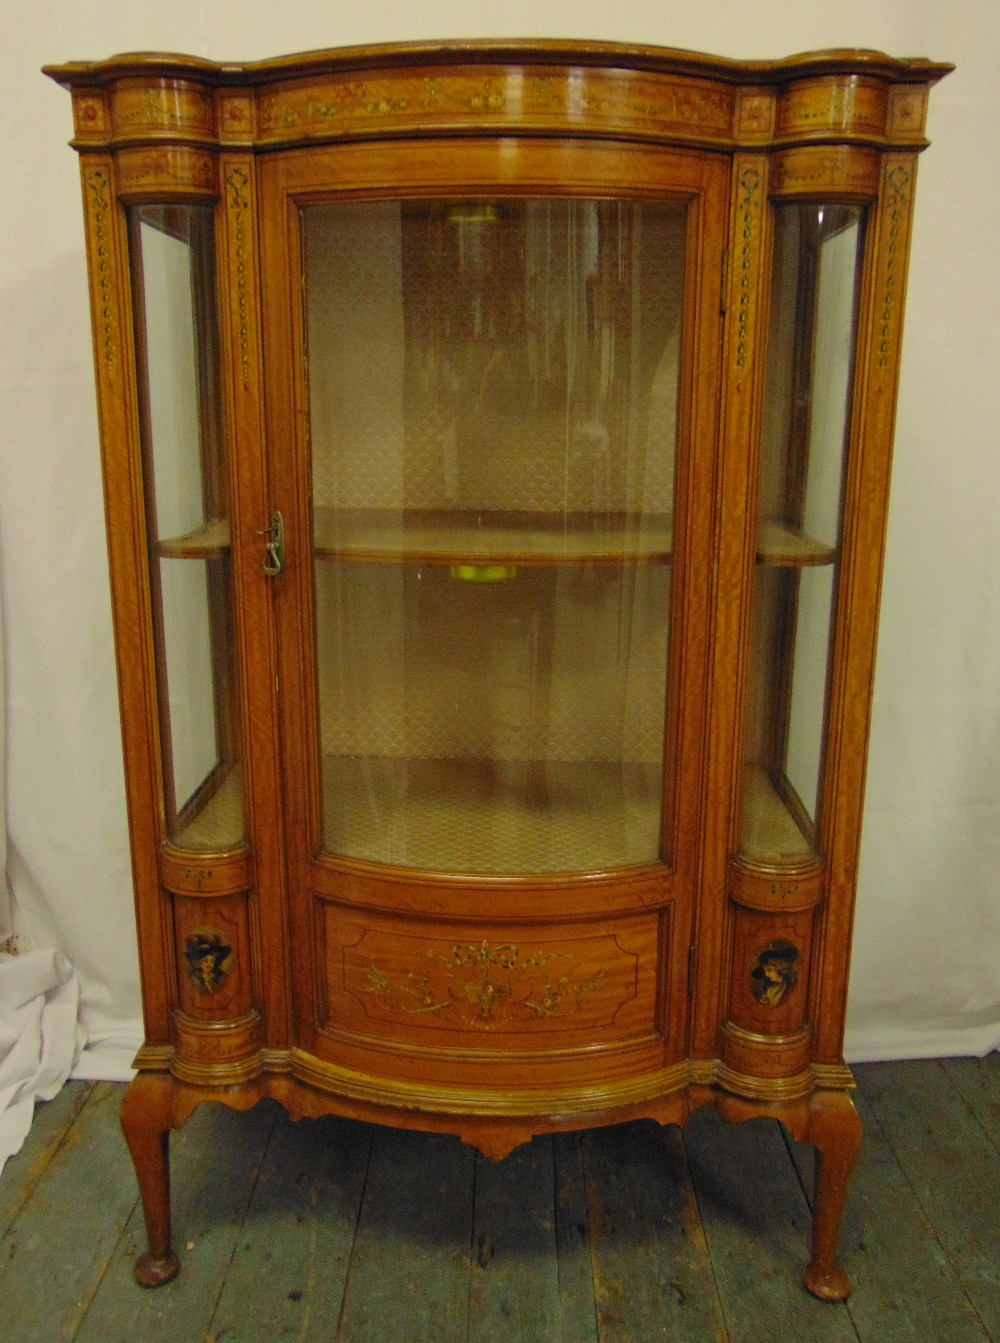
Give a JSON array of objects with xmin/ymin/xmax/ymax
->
[
  {"xmin": 741, "ymin": 204, "xmax": 865, "ymax": 864},
  {"xmin": 304, "ymin": 199, "xmax": 687, "ymax": 873},
  {"xmin": 130, "ymin": 206, "xmax": 243, "ymax": 849}
]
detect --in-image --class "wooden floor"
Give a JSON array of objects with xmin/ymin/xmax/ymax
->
[{"xmin": 1, "ymin": 1057, "xmax": 997, "ymax": 1342}]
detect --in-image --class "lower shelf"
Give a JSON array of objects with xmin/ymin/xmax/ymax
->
[
  {"xmin": 320, "ymin": 754, "xmax": 664, "ymax": 874},
  {"xmin": 740, "ymin": 764, "xmax": 815, "ymax": 865},
  {"xmin": 173, "ymin": 766, "xmax": 244, "ymax": 851}
]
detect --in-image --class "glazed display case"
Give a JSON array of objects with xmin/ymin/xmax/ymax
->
[{"xmin": 45, "ymin": 38, "xmax": 950, "ymax": 1301}]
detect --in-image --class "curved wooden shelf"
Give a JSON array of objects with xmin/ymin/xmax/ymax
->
[
  {"xmin": 739, "ymin": 764, "xmax": 816, "ymax": 867},
  {"xmin": 756, "ymin": 519, "xmax": 836, "ymax": 567},
  {"xmin": 313, "ymin": 509, "xmax": 836, "ymax": 570},
  {"xmin": 313, "ymin": 508, "xmax": 674, "ymax": 567},
  {"xmin": 156, "ymin": 518, "xmax": 230, "ymax": 560},
  {"xmin": 319, "ymin": 753, "xmax": 663, "ymax": 875},
  {"xmin": 171, "ymin": 764, "xmax": 244, "ymax": 852}
]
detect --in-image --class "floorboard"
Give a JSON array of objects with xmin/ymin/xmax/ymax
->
[
  {"xmin": 0, "ymin": 1082, "xmax": 140, "ymax": 1340},
  {"xmin": 854, "ymin": 1061, "xmax": 1000, "ymax": 1342},
  {"xmin": 835, "ymin": 1086, "xmax": 991, "ymax": 1343},
  {"xmin": 334, "ymin": 1126, "xmax": 475, "ymax": 1343},
  {"xmin": 72, "ymin": 1098, "xmax": 279, "ymax": 1343},
  {"xmin": 468, "ymin": 1138, "xmax": 563, "ymax": 1343},
  {"xmin": 584, "ymin": 1119, "xmax": 727, "ymax": 1343},
  {"xmin": 206, "ymin": 1107, "xmax": 372, "ymax": 1343},
  {"xmin": 683, "ymin": 1108, "xmax": 858, "ymax": 1343},
  {"xmin": 1, "ymin": 1056, "xmax": 997, "ymax": 1343},
  {"xmin": 0, "ymin": 1080, "xmax": 94, "ymax": 1241}
]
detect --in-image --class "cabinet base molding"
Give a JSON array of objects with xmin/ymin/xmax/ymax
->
[
  {"xmin": 719, "ymin": 1020, "xmax": 814, "ymax": 1093},
  {"xmin": 119, "ymin": 1063, "xmax": 861, "ymax": 1299},
  {"xmin": 169, "ymin": 1010, "xmax": 264, "ymax": 1085}
]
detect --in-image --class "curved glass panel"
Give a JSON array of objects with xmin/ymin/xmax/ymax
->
[
  {"xmin": 303, "ymin": 198, "xmax": 686, "ymax": 874},
  {"xmin": 130, "ymin": 205, "xmax": 243, "ymax": 850},
  {"xmin": 741, "ymin": 204, "xmax": 865, "ymax": 864}
]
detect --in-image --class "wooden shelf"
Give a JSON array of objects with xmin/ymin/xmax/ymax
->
[
  {"xmin": 145, "ymin": 512, "xmax": 831, "ymax": 571},
  {"xmin": 313, "ymin": 508, "xmax": 674, "ymax": 567},
  {"xmin": 320, "ymin": 754, "xmax": 663, "ymax": 874},
  {"xmin": 156, "ymin": 518, "xmax": 231, "ymax": 560},
  {"xmin": 739, "ymin": 764, "xmax": 816, "ymax": 866},
  {"xmin": 171, "ymin": 765, "xmax": 244, "ymax": 851},
  {"xmin": 313, "ymin": 510, "xmax": 834, "ymax": 570},
  {"xmin": 756, "ymin": 520, "xmax": 836, "ymax": 567}
]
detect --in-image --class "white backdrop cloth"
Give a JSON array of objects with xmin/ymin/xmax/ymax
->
[{"xmin": 0, "ymin": 951, "xmax": 84, "ymax": 1174}]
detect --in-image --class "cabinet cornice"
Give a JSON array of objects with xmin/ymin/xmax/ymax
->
[{"xmin": 46, "ymin": 41, "xmax": 952, "ymax": 155}]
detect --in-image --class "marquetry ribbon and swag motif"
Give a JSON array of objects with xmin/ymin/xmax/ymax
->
[
  {"xmin": 366, "ymin": 939, "xmax": 604, "ymax": 1028},
  {"xmin": 258, "ymin": 74, "xmax": 730, "ymax": 135}
]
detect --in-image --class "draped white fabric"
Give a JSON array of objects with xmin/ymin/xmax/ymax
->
[
  {"xmin": 0, "ymin": 2, "xmax": 996, "ymax": 1160},
  {"xmin": 0, "ymin": 583, "xmax": 7, "ymax": 946},
  {"xmin": 0, "ymin": 951, "xmax": 84, "ymax": 1175}
]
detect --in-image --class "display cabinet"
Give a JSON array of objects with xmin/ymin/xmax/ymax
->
[{"xmin": 46, "ymin": 39, "xmax": 949, "ymax": 1301}]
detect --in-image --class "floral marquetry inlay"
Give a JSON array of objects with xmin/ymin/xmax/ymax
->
[
  {"xmin": 85, "ymin": 170, "xmax": 114, "ymax": 375},
  {"xmin": 878, "ymin": 163, "xmax": 911, "ymax": 368},
  {"xmin": 736, "ymin": 91, "xmax": 774, "ymax": 139},
  {"xmin": 888, "ymin": 87, "xmax": 929, "ymax": 140},
  {"xmin": 255, "ymin": 67, "xmax": 734, "ymax": 144},
  {"xmin": 115, "ymin": 146, "xmax": 217, "ymax": 196},
  {"xmin": 365, "ymin": 940, "xmax": 605, "ymax": 1029},
  {"xmin": 110, "ymin": 84, "xmax": 215, "ymax": 137},
  {"xmin": 777, "ymin": 79, "xmax": 886, "ymax": 140},
  {"xmin": 327, "ymin": 910, "xmax": 656, "ymax": 1043},
  {"xmin": 735, "ymin": 166, "xmax": 762, "ymax": 369},
  {"xmin": 226, "ymin": 168, "xmax": 251, "ymax": 389},
  {"xmin": 770, "ymin": 146, "xmax": 880, "ymax": 197},
  {"xmin": 220, "ymin": 95, "xmax": 253, "ymax": 136}
]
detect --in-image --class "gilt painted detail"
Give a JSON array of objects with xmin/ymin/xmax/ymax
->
[
  {"xmin": 86, "ymin": 170, "xmax": 114, "ymax": 375},
  {"xmin": 878, "ymin": 164, "xmax": 911, "ymax": 369},
  {"xmin": 735, "ymin": 166, "xmax": 761, "ymax": 369},
  {"xmin": 226, "ymin": 168, "xmax": 251, "ymax": 389},
  {"xmin": 366, "ymin": 939, "xmax": 604, "ymax": 1029},
  {"xmin": 750, "ymin": 940, "xmax": 799, "ymax": 1008}
]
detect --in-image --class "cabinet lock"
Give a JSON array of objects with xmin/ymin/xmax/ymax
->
[{"xmin": 258, "ymin": 511, "xmax": 285, "ymax": 577}]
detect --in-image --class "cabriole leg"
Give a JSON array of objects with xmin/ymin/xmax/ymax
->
[
  {"xmin": 802, "ymin": 1088, "xmax": 862, "ymax": 1301},
  {"xmin": 120, "ymin": 1072, "xmax": 181, "ymax": 1287}
]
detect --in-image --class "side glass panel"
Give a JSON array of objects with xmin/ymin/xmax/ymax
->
[
  {"xmin": 303, "ymin": 199, "xmax": 686, "ymax": 874},
  {"xmin": 130, "ymin": 205, "xmax": 244, "ymax": 850},
  {"xmin": 741, "ymin": 204, "xmax": 865, "ymax": 865}
]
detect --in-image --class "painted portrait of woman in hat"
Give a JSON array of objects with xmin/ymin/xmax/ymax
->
[
  {"xmin": 750, "ymin": 940, "xmax": 799, "ymax": 1009},
  {"xmin": 183, "ymin": 929, "xmax": 234, "ymax": 995}
]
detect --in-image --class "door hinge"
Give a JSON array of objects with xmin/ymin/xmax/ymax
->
[
  {"xmin": 720, "ymin": 248, "xmax": 729, "ymax": 314},
  {"xmin": 687, "ymin": 945, "xmax": 698, "ymax": 998}
]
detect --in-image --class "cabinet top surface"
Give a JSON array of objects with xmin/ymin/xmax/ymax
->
[{"xmin": 44, "ymin": 38, "xmax": 952, "ymax": 87}]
